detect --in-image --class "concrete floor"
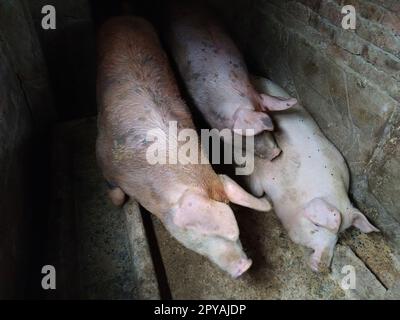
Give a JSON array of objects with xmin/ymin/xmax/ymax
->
[
  {"xmin": 49, "ymin": 117, "xmax": 399, "ymax": 299},
  {"xmin": 48, "ymin": 117, "xmax": 159, "ymax": 299},
  {"xmin": 152, "ymin": 205, "xmax": 395, "ymax": 299}
]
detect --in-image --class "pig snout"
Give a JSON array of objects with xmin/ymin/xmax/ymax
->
[
  {"xmin": 209, "ymin": 240, "xmax": 253, "ymax": 278},
  {"xmin": 230, "ymin": 257, "xmax": 253, "ymax": 278}
]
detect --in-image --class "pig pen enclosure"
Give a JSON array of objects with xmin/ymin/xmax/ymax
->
[{"xmin": 0, "ymin": 0, "xmax": 399, "ymax": 299}]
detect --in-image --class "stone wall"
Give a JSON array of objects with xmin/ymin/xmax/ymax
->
[
  {"xmin": 0, "ymin": 0, "xmax": 53, "ymax": 298},
  {"xmin": 211, "ymin": 0, "xmax": 400, "ymax": 251}
]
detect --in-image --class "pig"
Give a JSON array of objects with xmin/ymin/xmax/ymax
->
[
  {"xmin": 95, "ymin": 16, "xmax": 271, "ymax": 277},
  {"xmin": 244, "ymin": 76, "xmax": 379, "ymax": 272},
  {"xmin": 164, "ymin": 0, "xmax": 297, "ymax": 160}
]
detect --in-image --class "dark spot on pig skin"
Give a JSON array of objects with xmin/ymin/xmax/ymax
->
[
  {"xmin": 115, "ymin": 136, "xmax": 126, "ymax": 145},
  {"xmin": 230, "ymin": 70, "xmax": 239, "ymax": 79},
  {"xmin": 141, "ymin": 139, "xmax": 151, "ymax": 146},
  {"xmin": 141, "ymin": 54, "xmax": 154, "ymax": 65},
  {"xmin": 261, "ymin": 116, "xmax": 273, "ymax": 128},
  {"xmin": 100, "ymin": 77, "xmax": 119, "ymax": 90},
  {"xmin": 191, "ymin": 73, "xmax": 201, "ymax": 81},
  {"xmin": 210, "ymin": 109, "xmax": 229, "ymax": 123},
  {"xmin": 105, "ymin": 180, "xmax": 118, "ymax": 190}
]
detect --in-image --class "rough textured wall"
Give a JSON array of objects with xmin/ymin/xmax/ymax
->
[
  {"xmin": 211, "ymin": 0, "xmax": 400, "ymax": 251},
  {"xmin": 28, "ymin": 0, "xmax": 96, "ymax": 120},
  {"xmin": 0, "ymin": 0, "xmax": 52, "ymax": 298}
]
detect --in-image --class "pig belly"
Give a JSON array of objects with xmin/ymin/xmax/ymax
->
[{"xmin": 260, "ymin": 129, "xmax": 349, "ymax": 210}]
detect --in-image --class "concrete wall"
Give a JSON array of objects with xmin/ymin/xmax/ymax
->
[
  {"xmin": 0, "ymin": 0, "xmax": 53, "ymax": 298},
  {"xmin": 211, "ymin": 0, "xmax": 400, "ymax": 251}
]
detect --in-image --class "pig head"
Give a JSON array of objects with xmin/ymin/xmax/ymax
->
[
  {"xmin": 287, "ymin": 198, "xmax": 341, "ymax": 272},
  {"xmin": 160, "ymin": 174, "xmax": 270, "ymax": 278},
  {"xmin": 289, "ymin": 198, "xmax": 378, "ymax": 272}
]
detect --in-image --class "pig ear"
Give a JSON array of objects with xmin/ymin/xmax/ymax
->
[
  {"xmin": 219, "ymin": 175, "xmax": 271, "ymax": 212},
  {"xmin": 233, "ymin": 108, "xmax": 274, "ymax": 135},
  {"xmin": 172, "ymin": 190, "xmax": 240, "ymax": 241},
  {"xmin": 259, "ymin": 94, "xmax": 297, "ymax": 111},
  {"xmin": 303, "ymin": 198, "xmax": 341, "ymax": 233},
  {"xmin": 350, "ymin": 208, "xmax": 379, "ymax": 233}
]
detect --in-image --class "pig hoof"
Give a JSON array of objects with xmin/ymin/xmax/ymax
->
[
  {"xmin": 255, "ymin": 146, "xmax": 281, "ymax": 160},
  {"xmin": 233, "ymin": 108, "xmax": 274, "ymax": 135},
  {"xmin": 309, "ymin": 248, "xmax": 333, "ymax": 273},
  {"xmin": 231, "ymin": 258, "xmax": 252, "ymax": 278},
  {"xmin": 260, "ymin": 94, "xmax": 298, "ymax": 111},
  {"xmin": 269, "ymin": 147, "xmax": 282, "ymax": 160},
  {"xmin": 107, "ymin": 187, "xmax": 126, "ymax": 207}
]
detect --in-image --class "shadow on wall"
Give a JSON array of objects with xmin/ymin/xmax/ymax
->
[
  {"xmin": 28, "ymin": 0, "xmax": 97, "ymax": 121},
  {"xmin": 0, "ymin": 0, "xmax": 55, "ymax": 299}
]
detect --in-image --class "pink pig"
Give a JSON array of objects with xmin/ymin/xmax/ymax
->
[
  {"xmin": 164, "ymin": 0, "xmax": 297, "ymax": 160},
  {"xmin": 246, "ymin": 76, "xmax": 379, "ymax": 272},
  {"xmin": 96, "ymin": 17, "xmax": 271, "ymax": 277}
]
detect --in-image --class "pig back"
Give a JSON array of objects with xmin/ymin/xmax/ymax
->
[
  {"xmin": 166, "ymin": 2, "xmax": 258, "ymax": 123},
  {"xmin": 97, "ymin": 16, "xmax": 187, "ymax": 119},
  {"xmin": 96, "ymin": 16, "xmax": 226, "ymax": 215}
]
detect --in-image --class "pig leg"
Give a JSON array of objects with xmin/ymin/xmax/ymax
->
[
  {"xmin": 259, "ymin": 94, "xmax": 298, "ymax": 111},
  {"xmin": 233, "ymin": 108, "xmax": 274, "ymax": 135},
  {"xmin": 234, "ymin": 131, "xmax": 281, "ymax": 161},
  {"xmin": 106, "ymin": 181, "xmax": 126, "ymax": 207},
  {"xmin": 309, "ymin": 244, "xmax": 336, "ymax": 273},
  {"xmin": 300, "ymin": 198, "xmax": 341, "ymax": 271},
  {"xmin": 219, "ymin": 174, "xmax": 271, "ymax": 211}
]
